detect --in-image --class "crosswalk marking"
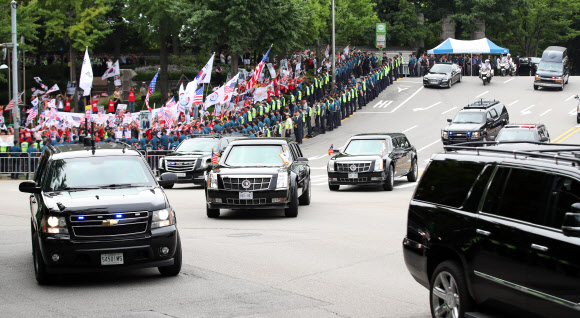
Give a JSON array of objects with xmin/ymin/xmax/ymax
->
[{"xmin": 373, "ymin": 100, "xmax": 393, "ymax": 108}]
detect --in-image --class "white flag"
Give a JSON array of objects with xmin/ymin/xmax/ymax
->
[
  {"xmin": 185, "ymin": 80, "xmax": 198, "ymax": 106},
  {"xmin": 101, "ymin": 60, "xmax": 120, "ymax": 79},
  {"xmin": 344, "ymin": 45, "xmax": 350, "ymax": 55},
  {"xmin": 79, "ymin": 48, "xmax": 93, "ymax": 96},
  {"xmin": 203, "ymin": 85, "xmax": 224, "ymax": 110},
  {"xmin": 178, "ymin": 83, "xmax": 189, "ymax": 108},
  {"xmin": 267, "ymin": 63, "xmax": 277, "ymax": 79},
  {"xmin": 295, "ymin": 63, "xmax": 301, "ymax": 79},
  {"xmin": 46, "ymin": 84, "xmax": 60, "ymax": 94},
  {"xmin": 196, "ymin": 53, "xmax": 215, "ymax": 84}
]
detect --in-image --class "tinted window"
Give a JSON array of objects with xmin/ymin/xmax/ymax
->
[
  {"xmin": 414, "ymin": 160, "xmax": 485, "ymax": 208},
  {"xmin": 482, "ymin": 167, "xmax": 552, "ymax": 224},
  {"xmin": 462, "ymin": 165, "xmax": 493, "ymax": 213},
  {"xmin": 544, "ymin": 176, "xmax": 580, "ymax": 229}
]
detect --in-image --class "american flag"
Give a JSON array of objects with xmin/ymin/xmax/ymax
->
[
  {"xmin": 211, "ymin": 149, "xmax": 219, "ymax": 164},
  {"xmin": 328, "ymin": 144, "xmax": 334, "ymax": 156},
  {"xmin": 165, "ymin": 97, "xmax": 176, "ymax": 108},
  {"xmin": 5, "ymin": 91, "xmax": 24, "ymax": 111},
  {"xmin": 145, "ymin": 71, "xmax": 159, "ymax": 112},
  {"xmin": 248, "ymin": 46, "xmax": 272, "ymax": 89},
  {"xmin": 26, "ymin": 105, "xmax": 38, "ymax": 123},
  {"xmin": 193, "ymin": 86, "xmax": 204, "ymax": 103}
]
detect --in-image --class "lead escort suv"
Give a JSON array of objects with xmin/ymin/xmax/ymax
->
[
  {"xmin": 327, "ymin": 133, "xmax": 418, "ymax": 191},
  {"xmin": 205, "ymin": 138, "xmax": 311, "ymax": 218},
  {"xmin": 441, "ymin": 100, "xmax": 509, "ymax": 145},
  {"xmin": 158, "ymin": 135, "xmax": 238, "ymax": 188},
  {"xmin": 403, "ymin": 142, "xmax": 580, "ymax": 318},
  {"xmin": 19, "ymin": 142, "xmax": 181, "ymax": 284}
]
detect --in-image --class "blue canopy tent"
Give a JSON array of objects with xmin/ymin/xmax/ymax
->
[{"xmin": 427, "ymin": 38, "xmax": 509, "ymax": 55}]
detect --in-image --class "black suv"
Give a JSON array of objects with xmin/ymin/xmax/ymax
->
[
  {"xmin": 491, "ymin": 123, "xmax": 550, "ymax": 143},
  {"xmin": 441, "ymin": 100, "xmax": 509, "ymax": 145},
  {"xmin": 403, "ymin": 142, "xmax": 580, "ymax": 318},
  {"xmin": 327, "ymin": 133, "xmax": 418, "ymax": 191},
  {"xmin": 158, "ymin": 135, "xmax": 239, "ymax": 188},
  {"xmin": 20, "ymin": 143, "xmax": 181, "ymax": 284},
  {"xmin": 205, "ymin": 138, "xmax": 311, "ymax": 218}
]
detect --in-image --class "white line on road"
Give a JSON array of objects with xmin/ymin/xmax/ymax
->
[
  {"xmin": 418, "ymin": 139, "xmax": 441, "ymax": 152},
  {"xmin": 565, "ymin": 95, "xmax": 576, "ymax": 102},
  {"xmin": 503, "ymin": 78, "xmax": 515, "ymax": 84},
  {"xmin": 396, "ymin": 81, "xmax": 423, "ymax": 84},
  {"xmin": 372, "ymin": 100, "xmax": 386, "ymax": 108},
  {"xmin": 521, "ymin": 105, "xmax": 535, "ymax": 114},
  {"xmin": 397, "ymin": 87, "xmax": 409, "ymax": 93},
  {"xmin": 570, "ymin": 108, "xmax": 577, "ymax": 116},
  {"xmin": 379, "ymin": 100, "xmax": 394, "ymax": 108},
  {"xmin": 508, "ymin": 100, "xmax": 519, "ymax": 106},
  {"xmin": 387, "ymin": 86, "xmax": 424, "ymax": 113},
  {"xmin": 441, "ymin": 107, "xmax": 457, "ymax": 115},
  {"xmin": 539, "ymin": 109, "xmax": 552, "ymax": 117},
  {"xmin": 475, "ymin": 91, "xmax": 489, "ymax": 98},
  {"xmin": 413, "ymin": 101, "xmax": 442, "ymax": 112},
  {"xmin": 402, "ymin": 125, "xmax": 418, "ymax": 133}
]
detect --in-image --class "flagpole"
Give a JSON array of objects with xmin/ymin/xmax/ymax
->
[
  {"xmin": 331, "ymin": 0, "xmax": 336, "ymax": 86},
  {"xmin": 11, "ymin": 0, "xmax": 19, "ymax": 141}
]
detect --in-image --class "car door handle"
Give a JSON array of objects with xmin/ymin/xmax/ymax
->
[
  {"xmin": 31, "ymin": 199, "xmax": 36, "ymax": 204},
  {"xmin": 476, "ymin": 229, "xmax": 491, "ymax": 236},
  {"xmin": 531, "ymin": 244, "xmax": 549, "ymax": 252}
]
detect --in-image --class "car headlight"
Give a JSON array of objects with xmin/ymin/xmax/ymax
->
[
  {"xmin": 152, "ymin": 208, "xmax": 173, "ymax": 229},
  {"xmin": 327, "ymin": 160, "xmax": 335, "ymax": 172},
  {"xmin": 374, "ymin": 159, "xmax": 384, "ymax": 171},
  {"xmin": 556, "ymin": 76, "xmax": 562, "ymax": 80},
  {"xmin": 44, "ymin": 216, "xmax": 68, "ymax": 234},
  {"xmin": 276, "ymin": 171, "xmax": 289, "ymax": 189},
  {"xmin": 472, "ymin": 131, "xmax": 480, "ymax": 138},
  {"xmin": 535, "ymin": 74, "xmax": 540, "ymax": 78},
  {"xmin": 208, "ymin": 172, "xmax": 218, "ymax": 189},
  {"xmin": 442, "ymin": 130, "xmax": 448, "ymax": 139}
]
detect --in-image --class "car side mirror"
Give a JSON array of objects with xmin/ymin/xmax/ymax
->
[
  {"xmin": 447, "ymin": 119, "xmax": 452, "ymax": 123},
  {"xmin": 562, "ymin": 205, "xmax": 580, "ymax": 237},
  {"xmin": 333, "ymin": 149, "xmax": 340, "ymax": 154},
  {"xmin": 158, "ymin": 172, "xmax": 178, "ymax": 188},
  {"xmin": 19, "ymin": 181, "xmax": 41, "ymax": 194},
  {"xmin": 575, "ymin": 95, "xmax": 579, "ymax": 100},
  {"xmin": 296, "ymin": 157, "xmax": 308, "ymax": 163},
  {"xmin": 540, "ymin": 136, "xmax": 549, "ymax": 142}
]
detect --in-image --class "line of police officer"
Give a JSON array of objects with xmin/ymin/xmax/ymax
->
[{"xmin": 0, "ymin": 136, "xmax": 49, "ymax": 179}]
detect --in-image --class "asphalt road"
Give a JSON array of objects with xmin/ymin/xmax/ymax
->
[{"xmin": 2, "ymin": 76, "xmax": 579, "ymax": 318}]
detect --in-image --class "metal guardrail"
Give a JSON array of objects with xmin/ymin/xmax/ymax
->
[{"xmin": 0, "ymin": 152, "xmax": 40, "ymax": 179}]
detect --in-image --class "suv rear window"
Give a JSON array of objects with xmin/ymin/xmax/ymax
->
[{"xmin": 414, "ymin": 160, "xmax": 485, "ymax": 208}]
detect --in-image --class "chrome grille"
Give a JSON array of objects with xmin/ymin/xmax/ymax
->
[
  {"xmin": 336, "ymin": 162, "xmax": 372, "ymax": 173},
  {"xmin": 339, "ymin": 177, "xmax": 369, "ymax": 183},
  {"xmin": 70, "ymin": 212, "xmax": 149, "ymax": 238},
  {"xmin": 226, "ymin": 198, "xmax": 268, "ymax": 205},
  {"xmin": 166, "ymin": 159, "xmax": 198, "ymax": 172},
  {"xmin": 222, "ymin": 176, "xmax": 272, "ymax": 191}
]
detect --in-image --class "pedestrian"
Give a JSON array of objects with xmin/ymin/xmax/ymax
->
[
  {"xmin": 128, "ymin": 86, "xmax": 136, "ymax": 113},
  {"xmin": 140, "ymin": 82, "xmax": 147, "ymax": 108}
]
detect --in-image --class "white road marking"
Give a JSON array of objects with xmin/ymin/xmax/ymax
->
[
  {"xmin": 521, "ymin": 105, "xmax": 535, "ymax": 115},
  {"xmin": 441, "ymin": 107, "xmax": 457, "ymax": 115},
  {"xmin": 539, "ymin": 109, "xmax": 552, "ymax": 117},
  {"xmin": 378, "ymin": 100, "xmax": 393, "ymax": 108},
  {"xmin": 396, "ymin": 81, "xmax": 423, "ymax": 84},
  {"xmin": 307, "ymin": 154, "xmax": 328, "ymax": 161},
  {"xmin": 387, "ymin": 86, "xmax": 424, "ymax": 113},
  {"xmin": 503, "ymin": 78, "xmax": 515, "ymax": 84},
  {"xmin": 565, "ymin": 95, "xmax": 576, "ymax": 102},
  {"xmin": 372, "ymin": 100, "xmax": 386, "ymax": 108},
  {"xmin": 418, "ymin": 139, "xmax": 441, "ymax": 152},
  {"xmin": 402, "ymin": 125, "xmax": 418, "ymax": 133},
  {"xmin": 394, "ymin": 183, "xmax": 417, "ymax": 189},
  {"xmin": 570, "ymin": 108, "xmax": 578, "ymax": 116},
  {"xmin": 475, "ymin": 91, "xmax": 489, "ymax": 98},
  {"xmin": 397, "ymin": 87, "xmax": 409, "ymax": 93},
  {"xmin": 508, "ymin": 100, "xmax": 519, "ymax": 106},
  {"xmin": 413, "ymin": 101, "xmax": 442, "ymax": 112}
]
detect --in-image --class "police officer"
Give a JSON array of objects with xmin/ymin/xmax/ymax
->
[
  {"xmin": 293, "ymin": 110, "xmax": 303, "ymax": 144},
  {"xmin": 10, "ymin": 140, "xmax": 21, "ymax": 179}
]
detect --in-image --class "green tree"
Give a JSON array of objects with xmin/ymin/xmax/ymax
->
[
  {"xmin": 374, "ymin": 0, "xmax": 431, "ymax": 47},
  {"xmin": 334, "ymin": 0, "xmax": 379, "ymax": 45}
]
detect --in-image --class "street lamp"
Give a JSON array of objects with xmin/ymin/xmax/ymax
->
[{"xmin": 0, "ymin": 64, "xmax": 9, "ymax": 109}]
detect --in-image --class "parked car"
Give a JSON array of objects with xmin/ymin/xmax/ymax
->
[
  {"xmin": 403, "ymin": 142, "xmax": 580, "ymax": 318},
  {"xmin": 423, "ymin": 63, "xmax": 462, "ymax": 88},
  {"xmin": 441, "ymin": 100, "xmax": 509, "ymax": 145},
  {"xmin": 518, "ymin": 57, "xmax": 540, "ymax": 76},
  {"xmin": 327, "ymin": 133, "xmax": 418, "ymax": 191},
  {"xmin": 205, "ymin": 138, "xmax": 311, "ymax": 218},
  {"xmin": 491, "ymin": 123, "xmax": 550, "ymax": 143},
  {"xmin": 20, "ymin": 142, "xmax": 180, "ymax": 284}
]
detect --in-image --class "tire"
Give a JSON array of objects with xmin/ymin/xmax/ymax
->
[
  {"xmin": 285, "ymin": 186, "xmax": 299, "ymax": 217},
  {"xmin": 482, "ymin": 79, "xmax": 486, "ymax": 86},
  {"xmin": 32, "ymin": 234, "xmax": 52, "ymax": 285},
  {"xmin": 559, "ymin": 84, "xmax": 564, "ymax": 91},
  {"xmin": 383, "ymin": 166, "xmax": 394, "ymax": 191},
  {"xmin": 407, "ymin": 159, "xmax": 418, "ymax": 182},
  {"xmin": 328, "ymin": 184, "xmax": 340, "ymax": 191},
  {"xmin": 158, "ymin": 232, "xmax": 182, "ymax": 276},
  {"xmin": 457, "ymin": 74, "xmax": 462, "ymax": 83},
  {"xmin": 565, "ymin": 76, "xmax": 569, "ymax": 84},
  {"xmin": 206, "ymin": 205, "xmax": 220, "ymax": 218},
  {"xmin": 577, "ymin": 115, "xmax": 580, "ymax": 124},
  {"xmin": 430, "ymin": 261, "xmax": 474, "ymax": 318},
  {"xmin": 298, "ymin": 180, "xmax": 311, "ymax": 206},
  {"xmin": 162, "ymin": 184, "xmax": 174, "ymax": 189},
  {"xmin": 447, "ymin": 80, "xmax": 452, "ymax": 88},
  {"xmin": 534, "ymin": 85, "xmax": 538, "ymax": 90}
]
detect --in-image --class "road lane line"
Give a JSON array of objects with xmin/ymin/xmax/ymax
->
[
  {"xmin": 402, "ymin": 125, "xmax": 418, "ymax": 133},
  {"xmin": 565, "ymin": 95, "xmax": 576, "ymax": 102},
  {"xmin": 569, "ymin": 108, "xmax": 577, "ymax": 116},
  {"xmin": 539, "ymin": 109, "xmax": 552, "ymax": 117},
  {"xmin": 387, "ymin": 86, "xmax": 424, "ymax": 113},
  {"xmin": 373, "ymin": 100, "xmax": 386, "ymax": 108},
  {"xmin": 552, "ymin": 127, "xmax": 578, "ymax": 143},
  {"xmin": 508, "ymin": 100, "xmax": 519, "ymax": 106},
  {"xmin": 413, "ymin": 101, "xmax": 441, "ymax": 112},
  {"xmin": 418, "ymin": 139, "xmax": 441, "ymax": 152},
  {"xmin": 520, "ymin": 105, "xmax": 535, "ymax": 114},
  {"xmin": 556, "ymin": 127, "xmax": 580, "ymax": 144},
  {"xmin": 441, "ymin": 107, "xmax": 457, "ymax": 115},
  {"xmin": 381, "ymin": 100, "xmax": 394, "ymax": 108},
  {"xmin": 475, "ymin": 91, "xmax": 489, "ymax": 98},
  {"xmin": 503, "ymin": 78, "xmax": 515, "ymax": 84}
]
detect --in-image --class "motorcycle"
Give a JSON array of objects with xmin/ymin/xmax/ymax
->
[
  {"xmin": 499, "ymin": 57, "xmax": 515, "ymax": 76},
  {"xmin": 480, "ymin": 65, "xmax": 492, "ymax": 85},
  {"xmin": 575, "ymin": 95, "xmax": 580, "ymax": 124}
]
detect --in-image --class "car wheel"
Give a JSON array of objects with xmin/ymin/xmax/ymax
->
[
  {"xmin": 162, "ymin": 184, "xmax": 174, "ymax": 189},
  {"xmin": 383, "ymin": 166, "xmax": 394, "ymax": 191},
  {"xmin": 298, "ymin": 179, "xmax": 311, "ymax": 206},
  {"xmin": 559, "ymin": 84, "xmax": 564, "ymax": 91},
  {"xmin": 565, "ymin": 76, "xmax": 569, "ymax": 84},
  {"xmin": 206, "ymin": 205, "xmax": 220, "ymax": 218},
  {"xmin": 534, "ymin": 85, "xmax": 538, "ymax": 90},
  {"xmin": 577, "ymin": 115, "xmax": 580, "ymax": 124},
  {"xmin": 407, "ymin": 159, "xmax": 418, "ymax": 182},
  {"xmin": 158, "ymin": 232, "xmax": 182, "ymax": 276},
  {"xmin": 328, "ymin": 184, "xmax": 340, "ymax": 191},
  {"xmin": 430, "ymin": 261, "xmax": 474, "ymax": 318},
  {"xmin": 32, "ymin": 235, "xmax": 52, "ymax": 285},
  {"xmin": 448, "ymin": 80, "xmax": 452, "ymax": 88},
  {"xmin": 285, "ymin": 186, "xmax": 299, "ymax": 217}
]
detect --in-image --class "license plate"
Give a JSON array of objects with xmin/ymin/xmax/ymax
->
[
  {"xmin": 101, "ymin": 253, "xmax": 124, "ymax": 265},
  {"xmin": 239, "ymin": 192, "xmax": 253, "ymax": 199},
  {"xmin": 456, "ymin": 134, "xmax": 463, "ymax": 137},
  {"xmin": 175, "ymin": 173, "xmax": 186, "ymax": 177},
  {"xmin": 348, "ymin": 173, "xmax": 358, "ymax": 179}
]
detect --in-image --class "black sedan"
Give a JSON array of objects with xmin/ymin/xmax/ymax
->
[
  {"xmin": 423, "ymin": 63, "xmax": 462, "ymax": 88},
  {"xmin": 518, "ymin": 57, "xmax": 540, "ymax": 76}
]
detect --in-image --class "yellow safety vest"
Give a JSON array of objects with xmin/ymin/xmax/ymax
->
[{"xmin": 21, "ymin": 142, "xmax": 29, "ymax": 152}]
